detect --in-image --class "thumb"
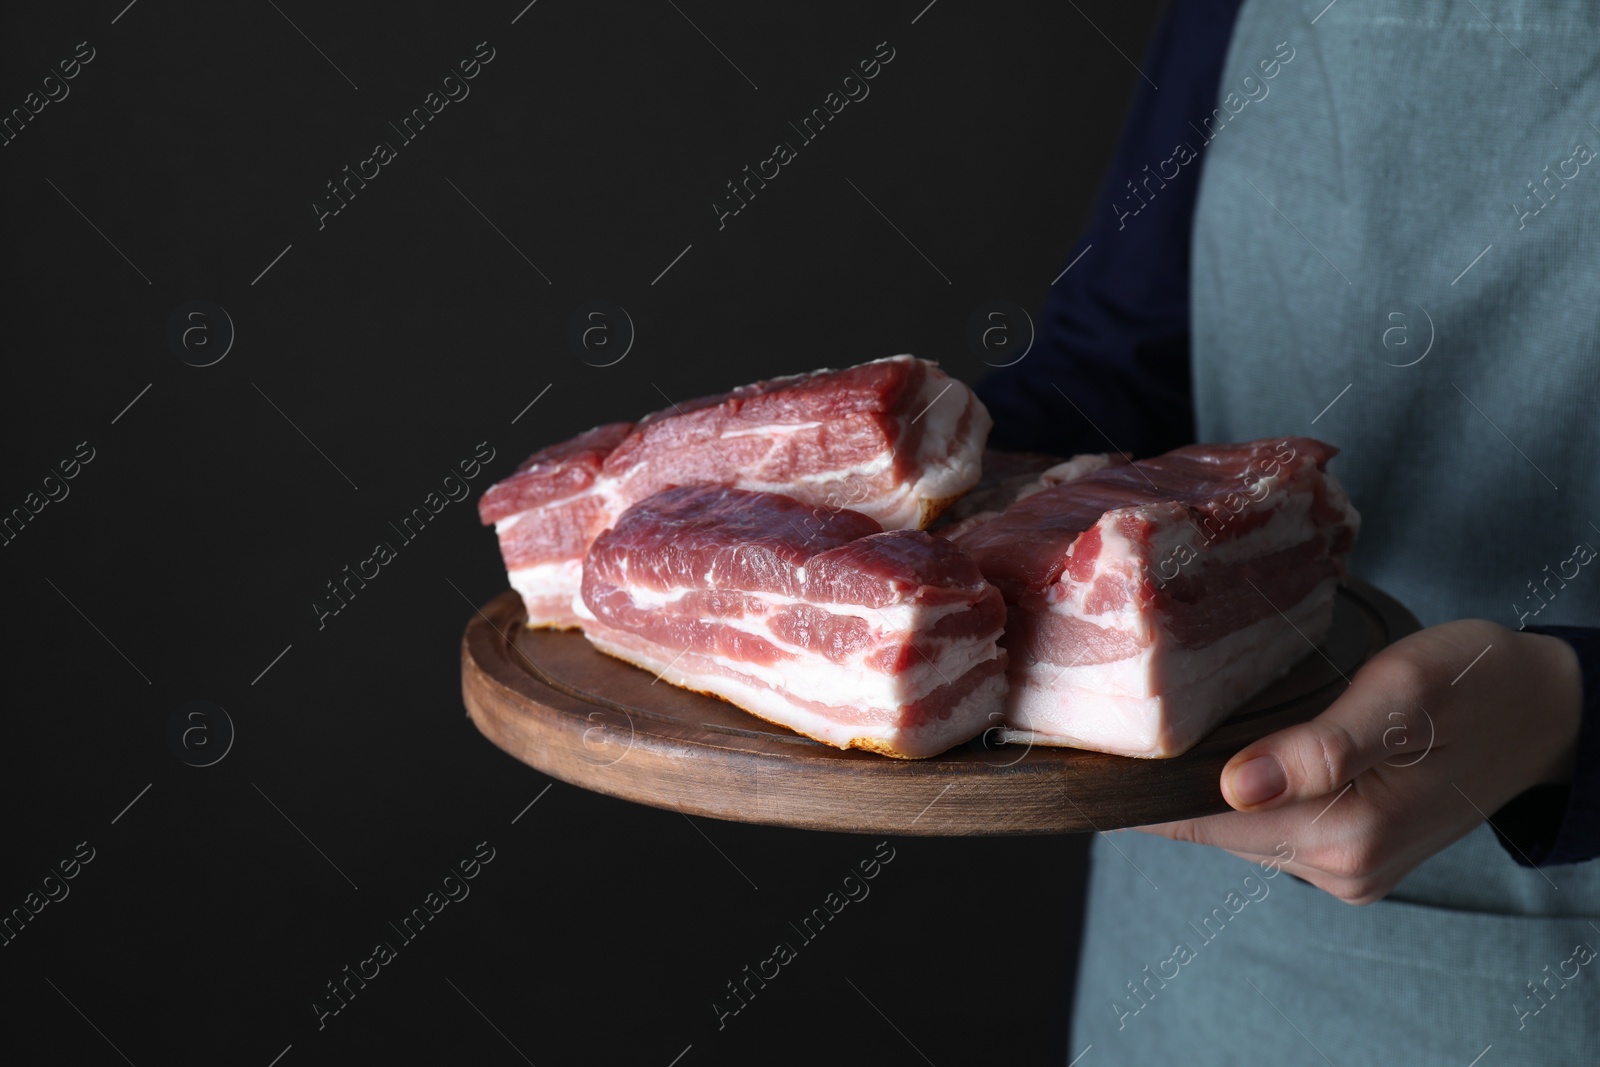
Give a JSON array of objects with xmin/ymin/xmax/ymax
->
[{"xmin": 1220, "ymin": 693, "xmax": 1397, "ymax": 812}]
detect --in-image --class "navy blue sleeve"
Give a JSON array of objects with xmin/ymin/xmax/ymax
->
[
  {"xmin": 1492, "ymin": 626, "xmax": 1600, "ymax": 867},
  {"xmin": 975, "ymin": 0, "xmax": 1244, "ymax": 459}
]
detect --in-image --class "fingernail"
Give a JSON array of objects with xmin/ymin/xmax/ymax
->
[{"xmin": 1229, "ymin": 755, "xmax": 1287, "ymax": 808}]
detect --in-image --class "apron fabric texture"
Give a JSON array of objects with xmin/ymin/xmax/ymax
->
[{"xmin": 1069, "ymin": 1, "xmax": 1600, "ymax": 1062}]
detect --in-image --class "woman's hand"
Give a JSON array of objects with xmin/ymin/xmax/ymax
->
[{"xmin": 1132, "ymin": 620, "xmax": 1583, "ymax": 904}]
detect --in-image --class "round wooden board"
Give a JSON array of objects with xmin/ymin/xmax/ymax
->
[{"xmin": 460, "ymin": 579, "xmax": 1419, "ymax": 836}]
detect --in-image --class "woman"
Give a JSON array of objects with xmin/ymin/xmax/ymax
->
[{"xmin": 977, "ymin": 1, "xmax": 1600, "ymax": 1061}]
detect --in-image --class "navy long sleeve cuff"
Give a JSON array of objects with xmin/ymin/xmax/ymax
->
[{"xmin": 1493, "ymin": 625, "xmax": 1600, "ymax": 867}]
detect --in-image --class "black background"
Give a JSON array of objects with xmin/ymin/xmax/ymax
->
[{"xmin": 0, "ymin": 2, "xmax": 1163, "ymax": 1064}]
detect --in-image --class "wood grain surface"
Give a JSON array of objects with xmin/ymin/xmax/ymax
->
[{"xmin": 459, "ymin": 579, "xmax": 1419, "ymax": 836}]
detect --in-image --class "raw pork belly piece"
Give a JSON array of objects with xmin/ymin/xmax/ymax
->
[
  {"xmin": 951, "ymin": 437, "xmax": 1359, "ymax": 758},
  {"xmin": 479, "ymin": 355, "xmax": 990, "ymax": 628},
  {"xmin": 478, "ymin": 422, "xmax": 635, "ymax": 628},
  {"xmin": 579, "ymin": 485, "xmax": 1009, "ymax": 759}
]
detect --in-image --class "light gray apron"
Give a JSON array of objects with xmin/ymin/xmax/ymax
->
[{"xmin": 1070, "ymin": 2, "xmax": 1600, "ymax": 1062}]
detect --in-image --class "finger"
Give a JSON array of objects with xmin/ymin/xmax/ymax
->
[
  {"xmin": 1132, "ymin": 808, "xmax": 1313, "ymax": 858},
  {"xmin": 1220, "ymin": 656, "xmax": 1421, "ymax": 811},
  {"xmin": 1132, "ymin": 803, "xmax": 1365, "ymax": 890},
  {"xmin": 1131, "ymin": 816, "xmax": 1306, "ymax": 873},
  {"xmin": 1132, "ymin": 787, "xmax": 1431, "ymax": 904},
  {"xmin": 1133, "ymin": 785, "xmax": 1358, "ymax": 854}
]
